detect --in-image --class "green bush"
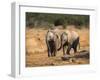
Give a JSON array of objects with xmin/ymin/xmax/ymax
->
[{"xmin": 26, "ymin": 12, "xmax": 89, "ymax": 29}]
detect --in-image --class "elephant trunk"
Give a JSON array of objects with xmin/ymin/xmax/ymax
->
[
  {"xmin": 57, "ymin": 44, "xmax": 62, "ymax": 51},
  {"xmin": 57, "ymin": 36, "xmax": 62, "ymax": 51}
]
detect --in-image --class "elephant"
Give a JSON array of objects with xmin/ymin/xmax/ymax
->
[
  {"xmin": 58, "ymin": 30, "xmax": 80, "ymax": 55},
  {"xmin": 45, "ymin": 30, "xmax": 59, "ymax": 57}
]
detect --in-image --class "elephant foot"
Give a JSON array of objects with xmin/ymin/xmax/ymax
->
[{"xmin": 48, "ymin": 53, "xmax": 51, "ymax": 57}]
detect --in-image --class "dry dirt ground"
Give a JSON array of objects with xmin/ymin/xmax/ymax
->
[{"xmin": 26, "ymin": 26, "xmax": 89, "ymax": 67}]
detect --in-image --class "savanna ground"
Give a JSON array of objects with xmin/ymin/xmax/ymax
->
[{"xmin": 26, "ymin": 26, "xmax": 89, "ymax": 67}]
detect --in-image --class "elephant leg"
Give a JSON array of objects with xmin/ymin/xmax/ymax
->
[
  {"xmin": 51, "ymin": 42, "xmax": 55, "ymax": 57},
  {"xmin": 48, "ymin": 48, "xmax": 51, "ymax": 57},
  {"xmin": 54, "ymin": 43, "xmax": 57, "ymax": 56},
  {"xmin": 53, "ymin": 48, "xmax": 56, "ymax": 56},
  {"xmin": 52, "ymin": 41, "xmax": 57, "ymax": 57},
  {"xmin": 72, "ymin": 43, "xmax": 77, "ymax": 53},
  {"xmin": 53, "ymin": 50, "xmax": 56, "ymax": 56},
  {"xmin": 48, "ymin": 43, "xmax": 52, "ymax": 57},
  {"xmin": 74, "ymin": 46, "xmax": 77, "ymax": 53},
  {"xmin": 46, "ymin": 40, "xmax": 51, "ymax": 57},
  {"xmin": 73, "ymin": 37, "xmax": 79, "ymax": 53},
  {"xmin": 51, "ymin": 50, "xmax": 54, "ymax": 57},
  {"xmin": 53, "ymin": 44, "xmax": 56, "ymax": 56},
  {"xmin": 50, "ymin": 48, "xmax": 54, "ymax": 57},
  {"xmin": 67, "ymin": 45, "xmax": 71, "ymax": 55},
  {"xmin": 63, "ymin": 45, "xmax": 66, "ymax": 55}
]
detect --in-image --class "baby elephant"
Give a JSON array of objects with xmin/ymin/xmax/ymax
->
[
  {"xmin": 45, "ymin": 30, "xmax": 59, "ymax": 57},
  {"xmin": 58, "ymin": 30, "xmax": 80, "ymax": 55}
]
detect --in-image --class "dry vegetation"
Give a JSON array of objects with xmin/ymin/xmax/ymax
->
[{"xmin": 26, "ymin": 26, "xmax": 89, "ymax": 67}]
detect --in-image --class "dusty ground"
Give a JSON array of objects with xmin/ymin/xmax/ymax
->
[{"xmin": 26, "ymin": 26, "xmax": 89, "ymax": 67}]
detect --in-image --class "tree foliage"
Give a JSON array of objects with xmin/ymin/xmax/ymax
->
[{"xmin": 26, "ymin": 12, "xmax": 89, "ymax": 29}]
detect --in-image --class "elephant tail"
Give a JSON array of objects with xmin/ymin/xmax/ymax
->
[{"xmin": 78, "ymin": 37, "xmax": 80, "ymax": 50}]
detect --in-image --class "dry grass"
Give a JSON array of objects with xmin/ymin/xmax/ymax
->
[{"xmin": 26, "ymin": 26, "xmax": 89, "ymax": 67}]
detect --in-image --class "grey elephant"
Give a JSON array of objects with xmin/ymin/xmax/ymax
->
[
  {"xmin": 58, "ymin": 30, "xmax": 80, "ymax": 55},
  {"xmin": 45, "ymin": 30, "xmax": 59, "ymax": 57}
]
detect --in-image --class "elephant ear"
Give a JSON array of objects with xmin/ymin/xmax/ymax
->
[
  {"xmin": 71, "ymin": 31, "xmax": 79, "ymax": 41},
  {"xmin": 66, "ymin": 31, "xmax": 72, "ymax": 44},
  {"xmin": 64, "ymin": 33, "xmax": 69, "ymax": 45},
  {"xmin": 63, "ymin": 32, "xmax": 68, "ymax": 41}
]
